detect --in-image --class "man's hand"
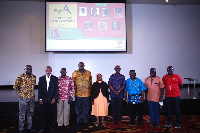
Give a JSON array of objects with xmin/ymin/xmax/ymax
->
[
  {"xmin": 69, "ymin": 96, "xmax": 73, "ymax": 102},
  {"xmin": 141, "ymin": 97, "xmax": 145, "ymax": 103},
  {"xmin": 159, "ymin": 96, "xmax": 163, "ymax": 102},
  {"xmin": 39, "ymin": 99, "xmax": 43, "ymax": 105},
  {"xmin": 114, "ymin": 90, "xmax": 120, "ymax": 96},
  {"xmin": 125, "ymin": 97, "xmax": 127, "ymax": 102},
  {"xmin": 51, "ymin": 98, "xmax": 55, "ymax": 104}
]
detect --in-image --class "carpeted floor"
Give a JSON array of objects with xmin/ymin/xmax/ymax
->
[{"xmin": 1, "ymin": 115, "xmax": 200, "ymax": 133}]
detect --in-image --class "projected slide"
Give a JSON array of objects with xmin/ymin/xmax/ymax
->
[{"xmin": 46, "ymin": 2, "xmax": 126, "ymax": 52}]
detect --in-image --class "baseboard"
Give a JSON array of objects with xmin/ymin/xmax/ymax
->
[{"xmin": 0, "ymin": 85, "xmax": 39, "ymax": 89}]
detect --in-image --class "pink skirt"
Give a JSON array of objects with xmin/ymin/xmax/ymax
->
[{"xmin": 91, "ymin": 89, "xmax": 108, "ymax": 116}]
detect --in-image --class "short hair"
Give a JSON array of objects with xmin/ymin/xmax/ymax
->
[
  {"xmin": 60, "ymin": 68, "xmax": 66, "ymax": 72},
  {"xmin": 45, "ymin": 66, "xmax": 52, "ymax": 70},
  {"xmin": 114, "ymin": 65, "xmax": 120, "ymax": 68},
  {"xmin": 150, "ymin": 68, "xmax": 156, "ymax": 71},
  {"xmin": 167, "ymin": 66, "xmax": 174, "ymax": 71},
  {"xmin": 25, "ymin": 65, "xmax": 32, "ymax": 69},
  {"xmin": 129, "ymin": 70, "xmax": 135, "ymax": 72}
]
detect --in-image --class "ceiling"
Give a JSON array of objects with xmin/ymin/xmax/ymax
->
[{"xmin": 126, "ymin": 0, "xmax": 200, "ymax": 5}]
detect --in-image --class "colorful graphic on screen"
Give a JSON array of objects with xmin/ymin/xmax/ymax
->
[{"xmin": 46, "ymin": 2, "xmax": 126, "ymax": 52}]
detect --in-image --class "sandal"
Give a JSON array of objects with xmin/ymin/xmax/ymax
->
[
  {"xmin": 102, "ymin": 121, "xmax": 106, "ymax": 127},
  {"xmin": 95, "ymin": 121, "xmax": 99, "ymax": 126}
]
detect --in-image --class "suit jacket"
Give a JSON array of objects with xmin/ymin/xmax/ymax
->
[
  {"xmin": 91, "ymin": 81, "xmax": 109, "ymax": 102},
  {"xmin": 38, "ymin": 75, "xmax": 58, "ymax": 104}
]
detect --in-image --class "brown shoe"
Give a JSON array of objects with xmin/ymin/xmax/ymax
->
[
  {"xmin": 155, "ymin": 123, "xmax": 160, "ymax": 127},
  {"xmin": 102, "ymin": 121, "xmax": 106, "ymax": 127},
  {"xmin": 95, "ymin": 121, "xmax": 99, "ymax": 126}
]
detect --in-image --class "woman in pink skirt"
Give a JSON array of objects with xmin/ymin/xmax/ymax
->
[{"xmin": 91, "ymin": 73, "xmax": 109, "ymax": 127}]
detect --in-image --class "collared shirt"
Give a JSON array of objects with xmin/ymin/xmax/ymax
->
[
  {"xmin": 124, "ymin": 77, "xmax": 147, "ymax": 95},
  {"xmin": 13, "ymin": 73, "xmax": 36, "ymax": 98},
  {"xmin": 162, "ymin": 73, "xmax": 183, "ymax": 97},
  {"xmin": 46, "ymin": 74, "xmax": 51, "ymax": 91},
  {"xmin": 58, "ymin": 76, "xmax": 75, "ymax": 100},
  {"xmin": 72, "ymin": 69, "xmax": 92, "ymax": 97},
  {"xmin": 145, "ymin": 76, "xmax": 165, "ymax": 102},
  {"xmin": 108, "ymin": 74, "xmax": 126, "ymax": 98}
]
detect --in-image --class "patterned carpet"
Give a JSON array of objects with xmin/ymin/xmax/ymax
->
[{"xmin": 1, "ymin": 115, "xmax": 200, "ymax": 133}]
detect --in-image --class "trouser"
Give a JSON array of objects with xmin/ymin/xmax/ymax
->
[
  {"xmin": 148, "ymin": 101, "xmax": 160, "ymax": 123},
  {"xmin": 41, "ymin": 102, "xmax": 55, "ymax": 129},
  {"xmin": 165, "ymin": 96, "xmax": 180, "ymax": 125},
  {"xmin": 128, "ymin": 103, "xmax": 143, "ymax": 124},
  {"xmin": 111, "ymin": 97, "xmax": 123, "ymax": 121},
  {"xmin": 19, "ymin": 98, "xmax": 35, "ymax": 131},
  {"xmin": 75, "ymin": 97, "xmax": 90, "ymax": 124},
  {"xmin": 57, "ymin": 99, "xmax": 70, "ymax": 126}
]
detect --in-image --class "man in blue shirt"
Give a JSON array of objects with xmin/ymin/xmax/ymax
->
[
  {"xmin": 125, "ymin": 70, "xmax": 146, "ymax": 126},
  {"xmin": 108, "ymin": 65, "xmax": 125, "ymax": 124}
]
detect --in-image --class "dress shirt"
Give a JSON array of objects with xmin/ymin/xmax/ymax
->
[
  {"xmin": 145, "ymin": 76, "xmax": 165, "ymax": 102},
  {"xmin": 13, "ymin": 73, "xmax": 36, "ymax": 98},
  {"xmin": 108, "ymin": 74, "xmax": 126, "ymax": 98},
  {"xmin": 58, "ymin": 76, "xmax": 75, "ymax": 100},
  {"xmin": 72, "ymin": 69, "xmax": 92, "ymax": 97},
  {"xmin": 46, "ymin": 74, "xmax": 51, "ymax": 91},
  {"xmin": 124, "ymin": 77, "xmax": 147, "ymax": 95},
  {"xmin": 162, "ymin": 73, "xmax": 183, "ymax": 97}
]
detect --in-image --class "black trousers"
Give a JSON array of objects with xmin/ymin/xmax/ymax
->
[
  {"xmin": 75, "ymin": 97, "xmax": 90, "ymax": 124},
  {"xmin": 41, "ymin": 103, "xmax": 55, "ymax": 129},
  {"xmin": 111, "ymin": 97, "xmax": 123, "ymax": 121},
  {"xmin": 128, "ymin": 103, "xmax": 143, "ymax": 124},
  {"xmin": 165, "ymin": 96, "xmax": 180, "ymax": 125}
]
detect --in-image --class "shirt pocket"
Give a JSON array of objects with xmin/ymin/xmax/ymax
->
[{"xmin": 154, "ymin": 82, "xmax": 160, "ymax": 88}]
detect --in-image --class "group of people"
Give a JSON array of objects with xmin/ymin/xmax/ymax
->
[{"xmin": 13, "ymin": 62, "xmax": 183, "ymax": 133}]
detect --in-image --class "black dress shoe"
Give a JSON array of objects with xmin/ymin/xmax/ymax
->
[
  {"xmin": 84, "ymin": 123, "xmax": 90, "ymax": 126},
  {"xmin": 128, "ymin": 122, "xmax": 135, "ymax": 125},
  {"xmin": 138, "ymin": 122, "xmax": 143, "ymax": 127},
  {"xmin": 40, "ymin": 128, "xmax": 46, "ymax": 132},
  {"xmin": 19, "ymin": 130, "xmax": 25, "ymax": 133},
  {"xmin": 26, "ymin": 128, "xmax": 37, "ymax": 132},
  {"xmin": 58, "ymin": 126, "xmax": 62, "ymax": 129},
  {"xmin": 65, "ymin": 125, "xmax": 70, "ymax": 129},
  {"xmin": 76, "ymin": 123, "xmax": 82, "ymax": 127},
  {"xmin": 49, "ymin": 128, "xmax": 53, "ymax": 132}
]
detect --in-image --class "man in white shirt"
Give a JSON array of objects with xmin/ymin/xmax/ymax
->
[{"xmin": 38, "ymin": 66, "xmax": 58, "ymax": 132}]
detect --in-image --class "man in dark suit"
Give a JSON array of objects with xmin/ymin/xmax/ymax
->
[{"xmin": 38, "ymin": 66, "xmax": 58, "ymax": 132}]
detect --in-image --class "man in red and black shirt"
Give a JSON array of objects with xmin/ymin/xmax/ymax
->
[
  {"xmin": 162, "ymin": 66, "xmax": 183, "ymax": 128},
  {"xmin": 57, "ymin": 68, "xmax": 75, "ymax": 129}
]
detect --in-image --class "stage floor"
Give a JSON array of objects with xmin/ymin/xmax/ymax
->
[
  {"xmin": 180, "ymin": 87, "xmax": 200, "ymax": 99},
  {"xmin": 0, "ymin": 115, "xmax": 200, "ymax": 133}
]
